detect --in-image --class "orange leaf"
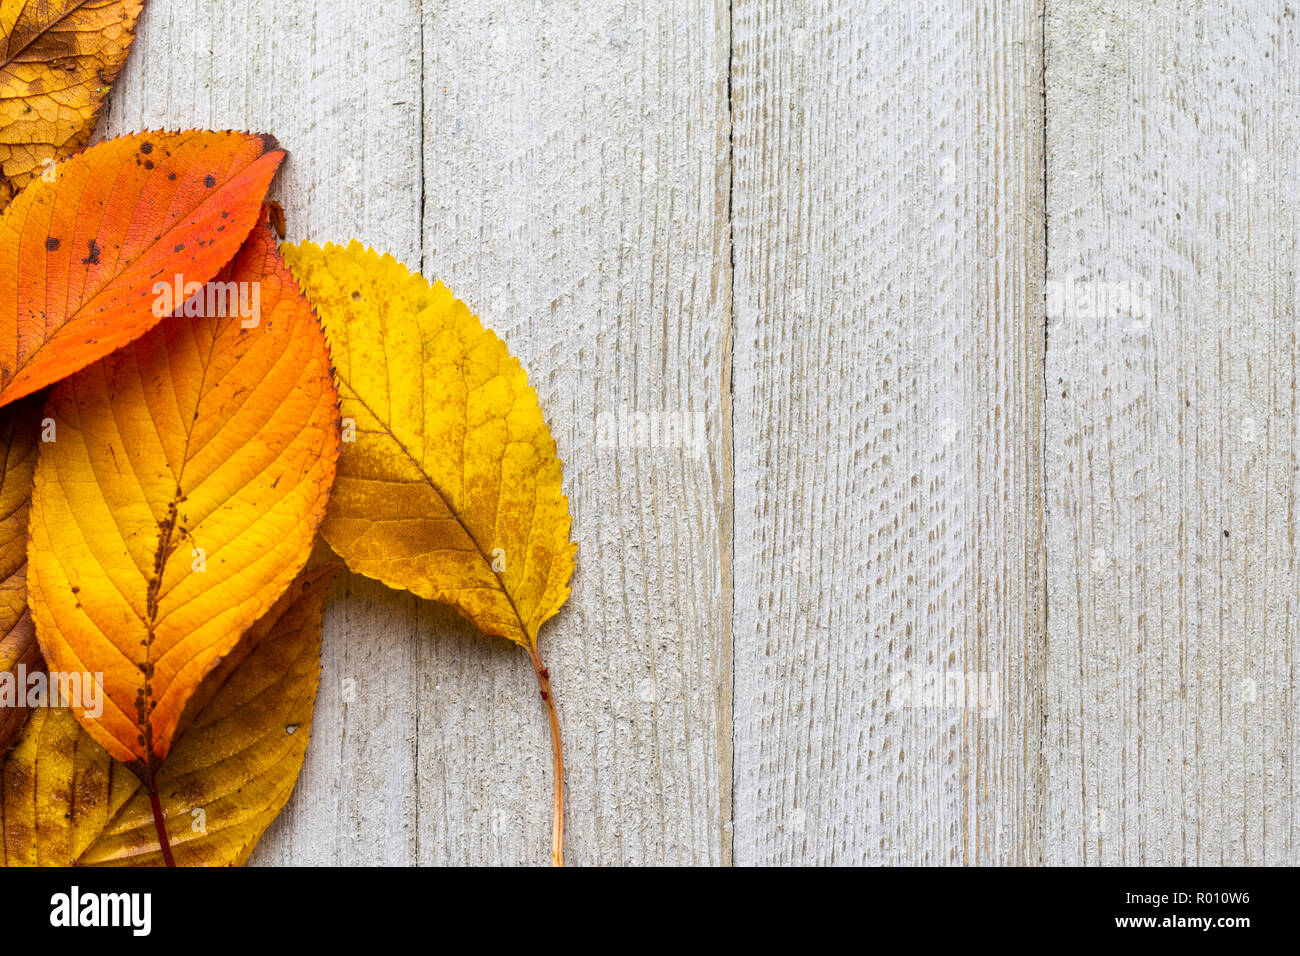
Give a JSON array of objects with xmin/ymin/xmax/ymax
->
[
  {"xmin": 0, "ymin": 393, "xmax": 41, "ymax": 757},
  {"xmin": 0, "ymin": 0, "xmax": 146, "ymax": 207},
  {"xmin": 0, "ymin": 129, "xmax": 284, "ymax": 408},
  {"xmin": 27, "ymin": 209, "xmax": 339, "ymax": 773}
]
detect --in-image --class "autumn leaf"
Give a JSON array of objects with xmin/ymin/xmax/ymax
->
[
  {"xmin": 281, "ymin": 243, "xmax": 576, "ymax": 647},
  {"xmin": 282, "ymin": 241, "xmax": 575, "ymax": 864},
  {"xmin": 0, "ymin": 0, "xmax": 146, "ymax": 208},
  {"xmin": 0, "ymin": 565, "xmax": 333, "ymax": 866},
  {"xmin": 0, "ymin": 129, "xmax": 284, "ymax": 408},
  {"xmin": 27, "ymin": 210, "xmax": 339, "ymax": 796},
  {"xmin": 0, "ymin": 393, "xmax": 41, "ymax": 757}
]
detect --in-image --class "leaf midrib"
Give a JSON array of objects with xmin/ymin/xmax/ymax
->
[
  {"xmin": 0, "ymin": 0, "xmax": 99, "ymax": 74},
  {"xmin": 341, "ymin": 381, "xmax": 532, "ymax": 643},
  {"xmin": 133, "ymin": 312, "xmax": 224, "ymax": 770}
]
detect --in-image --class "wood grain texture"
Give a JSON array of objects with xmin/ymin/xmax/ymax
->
[
  {"xmin": 410, "ymin": 0, "xmax": 732, "ymax": 866},
  {"xmin": 101, "ymin": 0, "xmax": 731, "ymax": 865},
  {"xmin": 1045, "ymin": 2, "xmax": 1300, "ymax": 865},
  {"xmin": 54, "ymin": 0, "xmax": 1300, "ymax": 867},
  {"xmin": 730, "ymin": 2, "xmax": 1046, "ymax": 864}
]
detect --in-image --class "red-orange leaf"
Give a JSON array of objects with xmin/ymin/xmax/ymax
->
[{"xmin": 0, "ymin": 129, "xmax": 284, "ymax": 408}]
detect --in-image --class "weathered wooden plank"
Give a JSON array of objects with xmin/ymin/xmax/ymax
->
[
  {"xmin": 1044, "ymin": 2, "xmax": 1300, "ymax": 865},
  {"xmin": 51, "ymin": 0, "xmax": 1300, "ymax": 868},
  {"xmin": 731, "ymin": 2, "xmax": 1046, "ymax": 864},
  {"xmin": 409, "ymin": 0, "xmax": 732, "ymax": 865},
  {"xmin": 104, "ymin": 0, "xmax": 732, "ymax": 865}
]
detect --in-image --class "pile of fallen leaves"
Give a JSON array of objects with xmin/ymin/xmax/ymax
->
[{"xmin": 0, "ymin": 2, "xmax": 574, "ymax": 866}]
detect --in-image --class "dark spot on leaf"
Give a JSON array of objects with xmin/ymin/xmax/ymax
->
[
  {"xmin": 82, "ymin": 240, "xmax": 100, "ymax": 265},
  {"xmin": 140, "ymin": 141, "xmax": 153, "ymax": 154},
  {"xmin": 174, "ymin": 244, "xmax": 185, "ymax": 252},
  {"xmin": 204, "ymin": 175, "xmax": 216, "ymax": 187},
  {"xmin": 45, "ymin": 237, "xmax": 59, "ymax": 251},
  {"xmin": 143, "ymin": 159, "xmax": 154, "ymax": 170},
  {"xmin": 168, "ymin": 172, "xmax": 177, "ymax": 180}
]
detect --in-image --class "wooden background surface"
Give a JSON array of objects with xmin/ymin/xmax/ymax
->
[{"xmin": 98, "ymin": 0, "xmax": 1299, "ymax": 865}]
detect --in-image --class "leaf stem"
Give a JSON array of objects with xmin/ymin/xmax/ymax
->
[
  {"xmin": 527, "ymin": 646, "xmax": 565, "ymax": 867},
  {"xmin": 146, "ymin": 772, "xmax": 176, "ymax": 867}
]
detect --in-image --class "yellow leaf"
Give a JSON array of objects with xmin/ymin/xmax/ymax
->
[
  {"xmin": 284, "ymin": 242, "xmax": 575, "ymax": 864},
  {"xmin": 28, "ymin": 214, "xmax": 340, "ymax": 773},
  {"xmin": 281, "ymin": 241, "xmax": 576, "ymax": 650},
  {"xmin": 0, "ymin": 393, "xmax": 41, "ymax": 756},
  {"xmin": 0, "ymin": 566, "xmax": 333, "ymax": 866},
  {"xmin": 0, "ymin": 0, "xmax": 146, "ymax": 208}
]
